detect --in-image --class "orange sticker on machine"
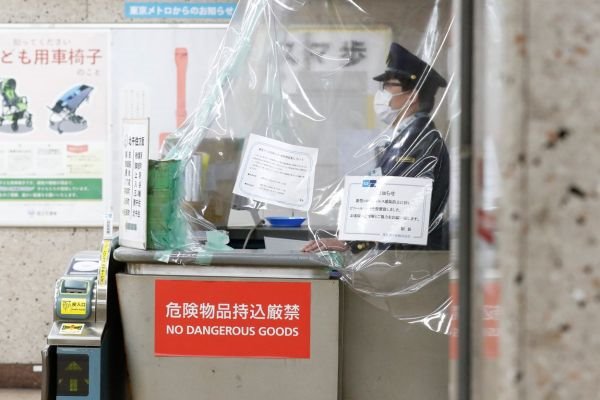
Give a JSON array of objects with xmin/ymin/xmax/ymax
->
[{"xmin": 59, "ymin": 323, "xmax": 85, "ymax": 335}]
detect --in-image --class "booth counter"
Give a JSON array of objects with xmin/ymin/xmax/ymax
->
[
  {"xmin": 113, "ymin": 247, "xmax": 449, "ymax": 400},
  {"xmin": 114, "ymin": 247, "xmax": 340, "ymax": 400}
]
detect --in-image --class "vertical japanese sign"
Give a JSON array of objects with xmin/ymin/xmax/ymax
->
[
  {"xmin": 0, "ymin": 29, "xmax": 108, "ymax": 226},
  {"xmin": 119, "ymin": 119, "xmax": 149, "ymax": 249},
  {"xmin": 155, "ymin": 280, "xmax": 312, "ymax": 358}
]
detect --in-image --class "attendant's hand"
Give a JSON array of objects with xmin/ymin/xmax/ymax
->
[{"xmin": 302, "ymin": 238, "xmax": 348, "ymax": 252}]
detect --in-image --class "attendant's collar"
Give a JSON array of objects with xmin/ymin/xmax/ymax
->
[{"xmin": 392, "ymin": 111, "xmax": 430, "ymax": 139}]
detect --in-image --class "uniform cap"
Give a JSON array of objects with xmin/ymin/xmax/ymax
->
[{"xmin": 373, "ymin": 43, "xmax": 447, "ymax": 88}]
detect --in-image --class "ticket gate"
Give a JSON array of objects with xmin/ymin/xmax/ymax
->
[{"xmin": 41, "ymin": 238, "xmax": 129, "ymax": 400}]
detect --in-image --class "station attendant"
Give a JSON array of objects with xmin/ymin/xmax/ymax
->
[{"xmin": 303, "ymin": 42, "xmax": 450, "ymax": 253}]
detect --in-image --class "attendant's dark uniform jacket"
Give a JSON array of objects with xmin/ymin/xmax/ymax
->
[{"xmin": 351, "ymin": 112, "xmax": 449, "ymax": 252}]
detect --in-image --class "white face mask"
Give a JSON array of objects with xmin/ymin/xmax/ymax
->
[{"xmin": 373, "ymin": 89, "xmax": 411, "ymax": 125}]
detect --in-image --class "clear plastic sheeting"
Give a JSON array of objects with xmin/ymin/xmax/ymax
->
[{"xmin": 150, "ymin": 0, "xmax": 456, "ymax": 329}]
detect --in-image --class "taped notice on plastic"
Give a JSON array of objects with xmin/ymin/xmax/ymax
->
[
  {"xmin": 338, "ymin": 176, "xmax": 432, "ymax": 245},
  {"xmin": 233, "ymin": 134, "xmax": 318, "ymax": 211}
]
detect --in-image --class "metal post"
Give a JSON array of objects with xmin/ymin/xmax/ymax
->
[{"xmin": 458, "ymin": 0, "xmax": 474, "ymax": 398}]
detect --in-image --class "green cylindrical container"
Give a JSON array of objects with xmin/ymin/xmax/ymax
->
[{"xmin": 146, "ymin": 159, "xmax": 187, "ymax": 250}]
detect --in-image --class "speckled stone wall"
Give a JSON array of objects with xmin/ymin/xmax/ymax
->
[
  {"xmin": 524, "ymin": 0, "xmax": 600, "ymax": 398},
  {"xmin": 472, "ymin": 0, "xmax": 600, "ymax": 398},
  {"xmin": 0, "ymin": 228, "xmax": 102, "ymax": 364}
]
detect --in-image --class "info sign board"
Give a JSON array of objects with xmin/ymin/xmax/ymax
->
[
  {"xmin": 338, "ymin": 175, "xmax": 433, "ymax": 245},
  {"xmin": 155, "ymin": 280, "xmax": 311, "ymax": 358},
  {"xmin": 0, "ymin": 29, "xmax": 108, "ymax": 226},
  {"xmin": 233, "ymin": 134, "xmax": 318, "ymax": 212}
]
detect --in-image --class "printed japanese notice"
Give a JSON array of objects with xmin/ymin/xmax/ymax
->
[
  {"xmin": 118, "ymin": 119, "xmax": 149, "ymax": 249},
  {"xmin": 155, "ymin": 280, "xmax": 311, "ymax": 358},
  {"xmin": 233, "ymin": 134, "xmax": 318, "ymax": 211},
  {"xmin": 338, "ymin": 176, "xmax": 433, "ymax": 245},
  {"xmin": 0, "ymin": 29, "xmax": 108, "ymax": 226}
]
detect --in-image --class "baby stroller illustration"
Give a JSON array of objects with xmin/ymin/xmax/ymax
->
[
  {"xmin": 49, "ymin": 84, "xmax": 93, "ymax": 134},
  {"xmin": 0, "ymin": 78, "xmax": 33, "ymax": 132}
]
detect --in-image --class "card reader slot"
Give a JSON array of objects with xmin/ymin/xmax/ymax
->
[
  {"xmin": 63, "ymin": 288, "xmax": 87, "ymax": 294},
  {"xmin": 61, "ymin": 280, "xmax": 89, "ymax": 294}
]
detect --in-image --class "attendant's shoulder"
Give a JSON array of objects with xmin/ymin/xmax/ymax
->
[{"xmin": 403, "ymin": 114, "xmax": 442, "ymax": 143}]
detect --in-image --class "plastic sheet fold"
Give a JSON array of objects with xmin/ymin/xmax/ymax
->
[{"xmin": 146, "ymin": 0, "xmax": 456, "ymax": 331}]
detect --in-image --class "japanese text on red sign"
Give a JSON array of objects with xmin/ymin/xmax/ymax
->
[
  {"xmin": 155, "ymin": 280, "xmax": 311, "ymax": 358},
  {"xmin": 165, "ymin": 302, "xmax": 301, "ymax": 320}
]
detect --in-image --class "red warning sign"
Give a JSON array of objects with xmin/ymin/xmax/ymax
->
[{"xmin": 155, "ymin": 280, "xmax": 311, "ymax": 358}]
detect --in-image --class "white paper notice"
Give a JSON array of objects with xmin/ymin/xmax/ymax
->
[
  {"xmin": 233, "ymin": 134, "xmax": 318, "ymax": 211},
  {"xmin": 338, "ymin": 176, "xmax": 433, "ymax": 245},
  {"xmin": 119, "ymin": 119, "xmax": 149, "ymax": 249}
]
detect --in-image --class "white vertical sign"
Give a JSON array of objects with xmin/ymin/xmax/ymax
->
[{"xmin": 119, "ymin": 119, "xmax": 149, "ymax": 249}]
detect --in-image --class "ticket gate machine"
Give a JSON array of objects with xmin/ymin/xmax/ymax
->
[{"xmin": 41, "ymin": 238, "xmax": 128, "ymax": 400}]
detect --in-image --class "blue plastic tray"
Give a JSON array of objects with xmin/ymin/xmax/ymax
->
[{"xmin": 265, "ymin": 216, "xmax": 306, "ymax": 227}]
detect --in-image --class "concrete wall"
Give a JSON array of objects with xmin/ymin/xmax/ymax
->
[
  {"xmin": 471, "ymin": 0, "xmax": 600, "ymax": 398},
  {"xmin": 0, "ymin": 0, "xmax": 449, "ymax": 389}
]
